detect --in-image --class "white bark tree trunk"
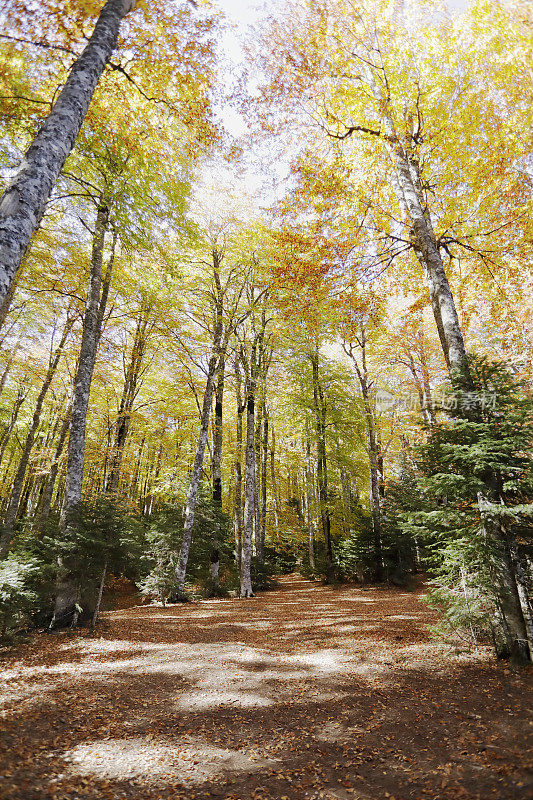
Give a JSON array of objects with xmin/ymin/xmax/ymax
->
[
  {"xmin": 210, "ymin": 347, "xmax": 226, "ymax": 586},
  {"xmin": 175, "ymin": 329, "xmax": 224, "ymax": 593},
  {"xmin": 270, "ymin": 422, "xmax": 280, "ymax": 534},
  {"xmin": 91, "ymin": 560, "xmax": 107, "ymax": 630},
  {"xmin": 51, "ymin": 205, "xmax": 112, "ymax": 627},
  {"xmin": 60, "ymin": 205, "xmax": 109, "ymax": 531},
  {"xmin": 304, "ymin": 437, "xmax": 316, "ymax": 571},
  {"xmin": 0, "ymin": 0, "xmax": 136, "ymax": 302},
  {"xmin": 259, "ymin": 404, "xmax": 268, "ymax": 564},
  {"xmin": 358, "ymin": 64, "xmax": 469, "ymax": 381},
  {"xmin": 241, "ymin": 361, "xmax": 256, "ymax": 597},
  {"xmin": 233, "ymin": 358, "xmax": 244, "ymax": 564}
]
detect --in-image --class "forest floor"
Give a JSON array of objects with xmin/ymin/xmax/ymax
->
[{"xmin": 0, "ymin": 575, "xmax": 531, "ymax": 800}]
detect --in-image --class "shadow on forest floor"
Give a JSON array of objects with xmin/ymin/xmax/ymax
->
[{"xmin": 0, "ymin": 575, "xmax": 531, "ymax": 800}]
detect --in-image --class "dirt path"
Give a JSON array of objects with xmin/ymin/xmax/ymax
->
[{"xmin": 0, "ymin": 575, "xmax": 531, "ymax": 800}]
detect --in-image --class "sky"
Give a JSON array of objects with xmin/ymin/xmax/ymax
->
[
  {"xmin": 212, "ymin": 0, "xmax": 471, "ymax": 134},
  {"xmin": 195, "ymin": 0, "xmax": 472, "ymax": 216}
]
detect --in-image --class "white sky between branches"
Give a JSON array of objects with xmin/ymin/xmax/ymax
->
[{"xmin": 194, "ymin": 0, "xmax": 471, "ymax": 219}]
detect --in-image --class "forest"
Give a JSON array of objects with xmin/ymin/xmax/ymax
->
[{"xmin": 0, "ymin": 1, "xmax": 531, "ymax": 798}]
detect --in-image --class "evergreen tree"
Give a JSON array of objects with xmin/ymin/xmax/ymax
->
[{"xmin": 401, "ymin": 357, "xmax": 533, "ymax": 660}]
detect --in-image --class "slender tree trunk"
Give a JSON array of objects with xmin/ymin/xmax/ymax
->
[
  {"xmin": 259, "ymin": 403, "xmax": 268, "ymax": 564},
  {"xmin": 106, "ymin": 307, "xmax": 150, "ymax": 493},
  {"xmin": 344, "ymin": 333, "xmax": 384, "ymax": 582},
  {"xmin": 91, "ymin": 560, "xmax": 107, "ymax": 630},
  {"xmin": 0, "ymin": 384, "xmax": 26, "ymax": 468},
  {"xmin": 175, "ymin": 362, "xmax": 219, "ymax": 591},
  {"xmin": 0, "ymin": 339, "xmax": 20, "ymax": 399},
  {"xmin": 210, "ymin": 347, "xmax": 226, "ymax": 586},
  {"xmin": 0, "ymin": 444, "xmax": 17, "ymax": 508},
  {"xmin": 241, "ymin": 352, "xmax": 256, "ymax": 597},
  {"xmin": 395, "ymin": 153, "xmax": 467, "ymax": 375},
  {"xmin": 305, "ymin": 437, "xmax": 316, "ymax": 571},
  {"xmin": 129, "ymin": 436, "xmax": 145, "ymax": 500},
  {"xmin": 144, "ymin": 441, "xmax": 163, "ymax": 516},
  {"xmin": 360, "ymin": 65, "xmax": 469, "ymax": 380},
  {"xmin": 418, "ymin": 329, "xmax": 437, "ymax": 425},
  {"xmin": 0, "ymin": 270, "xmax": 20, "ymax": 332},
  {"xmin": 363, "ymin": 388, "xmax": 384, "ymax": 581},
  {"xmin": 310, "ymin": 350, "xmax": 334, "ymax": 581},
  {"xmin": 407, "ymin": 351, "xmax": 430, "ymax": 425},
  {"xmin": 270, "ymin": 421, "xmax": 280, "ymax": 534},
  {"xmin": 254, "ymin": 399, "xmax": 262, "ymax": 561},
  {"xmin": 51, "ymin": 204, "xmax": 111, "ymax": 627},
  {"xmin": 175, "ymin": 321, "xmax": 224, "ymax": 593},
  {"xmin": 0, "ymin": 0, "xmax": 136, "ymax": 301},
  {"xmin": 212, "ymin": 350, "xmax": 225, "ymax": 506},
  {"xmin": 339, "ymin": 464, "xmax": 352, "ymax": 533},
  {"xmin": 233, "ymin": 358, "xmax": 244, "ymax": 564},
  {"xmin": 35, "ymin": 407, "xmax": 71, "ymax": 527},
  {"xmin": 0, "ymin": 314, "xmax": 73, "ymax": 556}
]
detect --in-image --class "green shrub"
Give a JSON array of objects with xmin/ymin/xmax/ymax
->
[{"xmin": 0, "ymin": 555, "xmax": 40, "ymax": 641}]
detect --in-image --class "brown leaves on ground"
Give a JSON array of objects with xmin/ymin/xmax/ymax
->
[{"xmin": 0, "ymin": 575, "xmax": 531, "ymax": 800}]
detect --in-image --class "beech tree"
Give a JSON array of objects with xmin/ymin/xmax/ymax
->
[
  {"xmin": 174, "ymin": 236, "xmax": 250, "ymax": 594},
  {"xmin": 0, "ymin": 0, "xmax": 138, "ymax": 302}
]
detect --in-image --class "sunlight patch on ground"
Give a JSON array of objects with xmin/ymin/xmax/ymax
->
[
  {"xmin": 64, "ymin": 736, "xmax": 276, "ymax": 785},
  {"xmin": 176, "ymin": 689, "xmax": 273, "ymax": 710},
  {"xmin": 2, "ymin": 633, "xmax": 449, "ymax": 714},
  {"xmin": 297, "ymin": 650, "xmax": 344, "ymax": 672}
]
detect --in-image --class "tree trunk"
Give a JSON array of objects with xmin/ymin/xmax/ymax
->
[
  {"xmin": 344, "ymin": 332, "xmax": 384, "ymax": 582},
  {"xmin": 309, "ymin": 350, "xmax": 334, "ymax": 581},
  {"xmin": 418, "ymin": 329, "xmax": 437, "ymax": 425},
  {"xmin": 0, "ymin": 384, "xmax": 26, "ymax": 468},
  {"xmin": 175, "ymin": 318, "xmax": 224, "ymax": 593},
  {"xmin": 0, "ymin": 269, "xmax": 21, "ymax": 333},
  {"xmin": 60, "ymin": 204, "xmax": 110, "ymax": 530},
  {"xmin": 51, "ymin": 204, "xmax": 111, "ymax": 627},
  {"xmin": 0, "ymin": 0, "xmax": 136, "ymax": 302},
  {"xmin": 233, "ymin": 358, "xmax": 244, "ymax": 565},
  {"xmin": 363, "ymin": 383, "xmax": 384, "ymax": 581},
  {"xmin": 91, "ymin": 560, "xmax": 107, "ymax": 630},
  {"xmin": 304, "ymin": 438, "xmax": 316, "ymax": 571},
  {"xmin": 35, "ymin": 407, "xmax": 71, "ymax": 528},
  {"xmin": 129, "ymin": 436, "xmax": 145, "ymax": 500},
  {"xmin": 359, "ymin": 65, "xmax": 469, "ymax": 382},
  {"xmin": 394, "ymin": 151, "xmax": 467, "ymax": 376},
  {"xmin": 270, "ymin": 421, "xmax": 280, "ymax": 534},
  {"xmin": 259, "ymin": 403, "xmax": 268, "ymax": 564},
  {"xmin": 212, "ymin": 350, "xmax": 225, "ymax": 506},
  {"xmin": 210, "ymin": 347, "xmax": 226, "ymax": 587},
  {"xmin": 478, "ymin": 493, "xmax": 529, "ymax": 661},
  {"xmin": 0, "ymin": 338, "xmax": 20, "ymax": 399},
  {"xmin": 253, "ymin": 398, "xmax": 262, "ymax": 561},
  {"xmin": 0, "ymin": 314, "xmax": 73, "ymax": 557},
  {"xmin": 106, "ymin": 307, "xmax": 150, "ymax": 493},
  {"xmin": 241, "ymin": 353, "xmax": 256, "ymax": 597},
  {"xmin": 501, "ymin": 517, "xmax": 533, "ymax": 658}
]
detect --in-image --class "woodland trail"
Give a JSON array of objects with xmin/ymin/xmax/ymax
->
[{"xmin": 0, "ymin": 575, "xmax": 531, "ymax": 800}]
